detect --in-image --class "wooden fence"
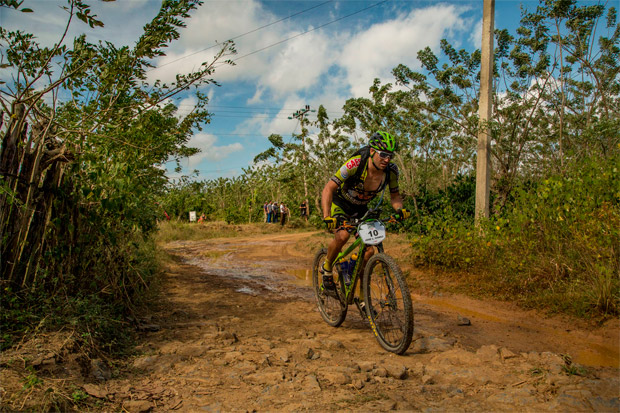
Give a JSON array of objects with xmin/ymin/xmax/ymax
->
[{"xmin": 1, "ymin": 104, "xmax": 73, "ymax": 290}]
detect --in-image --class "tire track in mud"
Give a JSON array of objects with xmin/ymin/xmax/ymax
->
[{"xmin": 164, "ymin": 235, "xmax": 316, "ymax": 301}]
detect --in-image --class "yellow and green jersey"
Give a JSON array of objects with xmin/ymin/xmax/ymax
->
[{"xmin": 329, "ymin": 153, "xmax": 399, "ymax": 216}]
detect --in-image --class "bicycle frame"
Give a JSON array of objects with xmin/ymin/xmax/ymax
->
[{"xmin": 333, "ymin": 221, "xmax": 385, "ymax": 304}]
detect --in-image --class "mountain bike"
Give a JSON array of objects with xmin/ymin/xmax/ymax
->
[{"xmin": 312, "ymin": 208, "xmax": 414, "ymax": 354}]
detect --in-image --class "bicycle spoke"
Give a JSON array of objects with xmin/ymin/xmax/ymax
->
[
  {"xmin": 371, "ymin": 272, "xmax": 404, "ymax": 344},
  {"xmin": 363, "ymin": 253, "xmax": 413, "ymax": 354},
  {"xmin": 312, "ymin": 248, "xmax": 347, "ymax": 327}
]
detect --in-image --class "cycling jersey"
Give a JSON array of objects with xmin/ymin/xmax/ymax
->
[{"xmin": 329, "ymin": 154, "xmax": 399, "ymax": 216}]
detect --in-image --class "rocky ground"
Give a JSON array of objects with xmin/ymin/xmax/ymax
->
[{"xmin": 1, "ymin": 230, "xmax": 618, "ymax": 412}]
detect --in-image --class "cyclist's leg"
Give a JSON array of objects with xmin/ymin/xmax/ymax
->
[
  {"xmin": 321, "ymin": 206, "xmax": 350, "ymax": 294},
  {"xmin": 324, "ymin": 204, "xmax": 351, "ymax": 271},
  {"xmin": 362, "ymin": 246, "xmax": 376, "ymax": 267}
]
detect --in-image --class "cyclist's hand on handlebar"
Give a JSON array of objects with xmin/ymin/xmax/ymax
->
[
  {"xmin": 323, "ymin": 216, "xmax": 338, "ymax": 231},
  {"xmin": 393, "ymin": 208, "xmax": 411, "ymax": 222}
]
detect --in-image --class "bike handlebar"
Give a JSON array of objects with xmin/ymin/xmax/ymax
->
[{"xmin": 337, "ymin": 207, "xmax": 399, "ymax": 232}]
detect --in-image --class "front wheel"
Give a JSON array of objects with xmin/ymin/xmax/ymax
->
[
  {"xmin": 312, "ymin": 248, "xmax": 347, "ymax": 327},
  {"xmin": 362, "ymin": 253, "xmax": 413, "ymax": 354}
]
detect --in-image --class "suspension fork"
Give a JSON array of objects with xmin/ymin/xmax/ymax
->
[{"xmin": 374, "ymin": 242, "xmax": 398, "ymax": 306}]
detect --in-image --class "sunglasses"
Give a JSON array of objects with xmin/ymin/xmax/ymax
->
[{"xmin": 376, "ymin": 150, "xmax": 394, "ymax": 160}]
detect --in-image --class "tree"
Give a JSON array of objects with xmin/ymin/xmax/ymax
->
[{"xmin": 1, "ymin": 0, "xmax": 235, "ymax": 324}]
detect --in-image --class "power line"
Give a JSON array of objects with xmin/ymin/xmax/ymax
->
[
  {"xmin": 39, "ymin": 97, "xmax": 344, "ymax": 115},
  {"xmin": 185, "ymin": 108, "xmax": 322, "ymax": 114},
  {"xmin": 194, "ymin": 166, "xmax": 247, "ymax": 174},
  {"xmin": 232, "ymin": 0, "xmax": 389, "ymax": 62},
  {"xmin": 198, "ymin": 105, "xmax": 344, "ymax": 113},
  {"xmin": 182, "ymin": 106, "xmax": 344, "ymax": 114},
  {"xmin": 149, "ymin": 0, "xmax": 333, "ymax": 72},
  {"xmin": 205, "ymin": 105, "xmax": 302, "ymax": 110},
  {"xmin": 208, "ymin": 114, "xmax": 293, "ymax": 119},
  {"xmin": 204, "ymin": 133, "xmax": 267, "ymax": 136}
]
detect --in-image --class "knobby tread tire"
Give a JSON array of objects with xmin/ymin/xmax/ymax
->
[
  {"xmin": 312, "ymin": 248, "xmax": 347, "ymax": 327},
  {"xmin": 362, "ymin": 253, "xmax": 414, "ymax": 354}
]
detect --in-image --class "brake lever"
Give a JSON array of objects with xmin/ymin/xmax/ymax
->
[{"xmin": 337, "ymin": 220, "xmax": 354, "ymax": 231}]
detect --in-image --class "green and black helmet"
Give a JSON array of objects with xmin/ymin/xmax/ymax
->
[{"xmin": 369, "ymin": 131, "xmax": 398, "ymax": 152}]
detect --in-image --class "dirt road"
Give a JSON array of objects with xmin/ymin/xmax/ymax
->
[
  {"xmin": 95, "ymin": 230, "xmax": 617, "ymax": 412},
  {"xmin": 3, "ymin": 230, "xmax": 617, "ymax": 412}
]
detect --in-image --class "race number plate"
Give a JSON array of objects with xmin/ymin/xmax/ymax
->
[{"xmin": 358, "ymin": 221, "xmax": 386, "ymax": 245}]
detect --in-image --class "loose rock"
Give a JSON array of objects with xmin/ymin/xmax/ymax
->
[
  {"xmin": 385, "ymin": 364, "xmax": 408, "ymax": 380},
  {"xmin": 123, "ymin": 400, "xmax": 153, "ymax": 413},
  {"xmin": 457, "ymin": 315, "xmax": 471, "ymax": 326},
  {"xmin": 304, "ymin": 374, "xmax": 321, "ymax": 391},
  {"xmin": 90, "ymin": 359, "xmax": 112, "ymax": 381},
  {"xmin": 83, "ymin": 384, "xmax": 107, "ymax": 399}
]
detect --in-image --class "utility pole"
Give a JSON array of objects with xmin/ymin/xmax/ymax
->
[
  {"xmin": 288, "ymin": 105, "xmax": 315, "ymax": 202},
  {"xmin": 476, "ymin": 0, "xmax": 495, "ymax": 225}
]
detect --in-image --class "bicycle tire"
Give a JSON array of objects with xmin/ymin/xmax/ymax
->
[
  {"xmin": 312, "ymin": 248, "xmax": 347, "ymax": 327},
  {"xmin": 362, "ymin": 253, "xmax": 413, "ymax": 354}
]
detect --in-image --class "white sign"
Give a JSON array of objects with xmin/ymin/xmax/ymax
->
[
  {"xmin": 189, "ymin": 211, "xmax": 197, "ymax": 222},
  {"xmin": 358, "ymin": 221, "xmax": 386, "ymax": 245}
]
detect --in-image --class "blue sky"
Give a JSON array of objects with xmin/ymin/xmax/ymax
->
[{"xmin": 2, "ymin": 0, "xmax": 540, "ymax": 180}]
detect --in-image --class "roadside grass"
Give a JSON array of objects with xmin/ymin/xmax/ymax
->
[
  {"xmin": 0, "ymin": 235, "xmax": 160, "ymax": 412},
  {"xmin": 409, "ymin": 222, "xmax": 619, "ymax": 320},
  {"xmin": 155, "ymin": 219, "xmax": 317, "ymax": 243}
]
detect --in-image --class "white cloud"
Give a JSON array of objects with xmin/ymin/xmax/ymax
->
[
  {"xmin": 262, "ymin": 31, "xmax": 334, "ymax": 96},
  {"xmin": 148, "ymin": 2, "xmax": 474, "ymax": 103},
  {"xmin": 148, "ymin": 0, "xmax": 280, "ymax": 85},
  {"xmin": 175, "ymin": 96, "xmax": 198, "ymax": 119},
  {"xmin": 340, "ymin": 5, "xmax": 469, "ymax": 97},
  {"xmin": 469, "ymin": 18, "xmax": 483, "ymax": 48},
  {"xmin": 0, "ymin": 1, "xmax": 157, "ymax": 48},
  {"xmin": 186, "ymin": 133, "xmax": 243, "ymax": 167},
  {"xmin": 247, "ymin": 86, "xmax": 266, "ymax": 105},
  {"xmin": 148, "ymin": 1, "xmax": 338, "ymax": 97}
]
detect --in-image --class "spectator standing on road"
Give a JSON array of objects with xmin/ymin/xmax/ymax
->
[
  {"xmin": 273, "ymin": 202, "xmax": 280, "ymax": 223},
  {"xmin": 267, "ymin": 201, "xmax": 273, "ymax": 223},
  {"xmin": 300, "ymin": 200, "xmax": 309, "ymax": 221},
  {"xmin": 263, "ymin": 202, "xmax": 268, "ymax": 223},
  {"xmin": 280, "ymin": 203, "xmax": 287, "ymax": 226}
]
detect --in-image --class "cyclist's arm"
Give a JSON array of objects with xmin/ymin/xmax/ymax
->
[
  {"xmin": 321, "ymin": 180, "xmax": 338, "ymax": 218},
  {"xmin": 390, "ymin": 191, "xmax": 404, "ymax": 211},
  {"xmin": 388, "ymin": 163, "xmax": 403, "ymax": 210}
]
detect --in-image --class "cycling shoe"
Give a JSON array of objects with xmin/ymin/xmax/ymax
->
[{"xmin": 321, "ymin": 268, "xmax": 338, "ymax": 297}]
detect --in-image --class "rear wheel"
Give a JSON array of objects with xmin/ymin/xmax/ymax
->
[
  {"xmin": 362, "ymin": 253, "xmax": 413, "ymax": 354},
  {"xmin": 312, "ymin": 248, "xmax": 347, "ymax": 327}
]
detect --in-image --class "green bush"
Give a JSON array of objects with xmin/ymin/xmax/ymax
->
[
  {"xmin": 497, "ymin": 156, "xmax": 619, "ymax": 315},
  {"xmin": 411, "ymin": 206, "xmax": 486, "ymax": 269},
  {"xmin": 410, "ymin": 155, "xmax": 619, "ymax": 317}
]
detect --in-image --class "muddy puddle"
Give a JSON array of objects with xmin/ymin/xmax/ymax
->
[
  {"xmin": 288, "ymin": 268, "xmax": 312, "ymax": 287},
  {"xmin": 167, "ymin": 239, "xmax": 315, "ymax": 300}
]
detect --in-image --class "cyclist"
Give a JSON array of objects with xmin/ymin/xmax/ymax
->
[{"xmin": 320, "ymin": 131, "xmax": 410, "ymax": 294}]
